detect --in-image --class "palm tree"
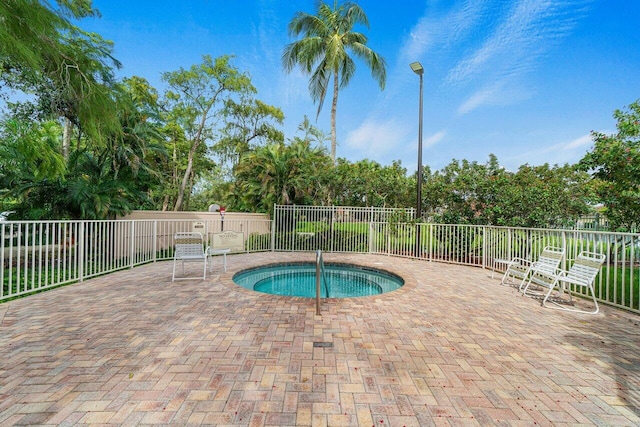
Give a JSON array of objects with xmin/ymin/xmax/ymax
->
[
  {"xmin": 233, "ymin": 140, "xmax": 331, "ymax": 214},
  {"xmin": 282, "ymin": 1, "xmax": 387, "ymax": 163}
]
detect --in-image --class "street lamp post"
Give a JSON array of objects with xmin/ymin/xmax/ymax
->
[{"xmin": 410, "ymin": 61, "xmax": 424, "ymax": 257}]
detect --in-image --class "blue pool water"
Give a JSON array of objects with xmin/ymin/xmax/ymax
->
[{"xmin": 233, "ymin": 263, "xmax": 404, "ymax": 298}]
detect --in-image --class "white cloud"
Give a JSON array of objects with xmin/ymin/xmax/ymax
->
[
  {"xmin": 457, "ymin": 84, "xmax": 502, "ymax": 115},
  {"xmin": 399, "ymin": 0, "xmax": 489, "ymax": 64},
  {"xmin": 425, "ymin": 130, "xmax": 447, "ymax": 148},
  {"xmin": 280, "ymin": 69, "xmax": 309, "ymax": 105},
  {"xmin": 457, "ymin": 80, "xmax": 534, "ymax": 115},
  {"xmin": 396, "ymin": 1, "xmax": 592, "ymax": 118},
  {"xmin": 447, "ymin": 0, "xmax": 590, "ymax": 86},
  {"xmin": 345, "ymin": 118, "xmax": 411, "ymax": 159},
  {"xmin": 505, "ymin": 132, "xmax": 595, "ymax": 168},
  {"xmin": 540, "ymin": 133, "xmax": 594, "ymax": 154},
  {"xmin": 562, "ymin": 133, "xmax": 592, "ymax": 150}
]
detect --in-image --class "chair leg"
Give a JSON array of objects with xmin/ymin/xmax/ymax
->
[
  {"xmin": 542, "ymin": 284, "xmax": 599, "ymax": 315},
  {"xmin": 172, "ymin": 258, "xmax": 177, "ymax": 282},
  {"xmin": 588, "ymin": 286, "xmax": 600, "ymax": 314},
  {"xmin": 541, "ymin": 284, "xmax": 556, "ymax": 307},
  {"xmin": 518, "ymin": 274, "xmax": 532, "ymax": 292},
  {"xmin": 500, "ymin": 269, "xmax": 510, "ymax": 285},
  {"xmin": 521, "ymin": 279, "xmax": 534, "ymax": 297}
]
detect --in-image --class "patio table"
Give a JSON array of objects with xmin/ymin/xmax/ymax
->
[{"xmin": 208, "ymin": 248, "xmax": 230, "ymax": 272}]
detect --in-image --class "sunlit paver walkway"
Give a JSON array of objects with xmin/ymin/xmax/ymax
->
[{"xmin": 0, "ymin": 252, "xmax": 638, "ymax": 426}]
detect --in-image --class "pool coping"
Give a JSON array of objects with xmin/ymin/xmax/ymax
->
[{"xmin": 218, "ymin": 252, "xmax": 418, "ymax": 303}]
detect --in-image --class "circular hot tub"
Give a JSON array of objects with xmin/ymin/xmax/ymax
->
[{"xmin": 233, "ymin": 262, "xmax": 404, "ymax": 298}]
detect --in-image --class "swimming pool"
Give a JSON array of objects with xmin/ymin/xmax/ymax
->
[{"xmin": 233, "ymin": 263, "xmax": 404, "ymax": 298}]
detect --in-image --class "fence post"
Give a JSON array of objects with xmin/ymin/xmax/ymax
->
[
  {"xmin": 78, "ymin": 221, "xmax": 85, "ymax": 282},
  {"xmin": 368, "ymin": 222, "xmax": 374, "ymax": 254},
  {"xmin": 482, "ymin": 226, "xmax": 487, "ymax": 270},
  {"xmin": 129, "ymin": 220, "xmax": 135, "ymax": 269},
  {"xmin": 245, "ymin": 220, "xmax": 249, "ymax": 253},
  {"xmin": 330, "ymin": 206, "xmax": 335, "ymax": 253},
  {"xmin": 561, "ymin": 230, "xmax": 568, "ymax": 270},
  {"xmin": 270, "ymin": 205, "xmax": 277, "ymax": 252},
  {"xmin": 428, "ymin": 223, "xmax": 433, "ymax": 261},
  {"xmin": 152, "ymin": 220, "xmax": 158, "ymax": 263}
]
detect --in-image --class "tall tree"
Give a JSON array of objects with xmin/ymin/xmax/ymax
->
[
  {"xmin": 161, "ymin": 55, "xmax": 254, "ymax": 211},
  {"xmin": 213, "ymin": 97, "xmax": 285, "ymax": 172},
  {"xmin": 282, "ymin": 1, "xmax": 387, "ymax": 163},
  {"xmin": 0, "ymin": 0, "xmax": 98, "ymax": 75},
  {"xmin": 579, "ymin": 100, "xmax": 640, "ymax": 231},
  {"xmin": 329, "ymin": 159, "xmax": 412, "ymax": 207},
  {"xmin": 232, "ymin": 140, "xmax": 331, "ymax": 214},
  {"xmin": 1, "ymin": 76, "xmax": 168, "ymax": 220},
  {"xmin": 1, "ymin": 0, "xmax": 122, "ymax": 151},
  {"xmin": 296, "ymin": 115, "xmax": 330, "ymax": 147},
  {"xmin": 422, "ymin": 155, "xmax": 591, "ymax": 227}
]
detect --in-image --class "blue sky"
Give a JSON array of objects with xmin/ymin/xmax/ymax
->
[{"xmin": 82, "ymin": 0, "xmax": 640, "ymax": 173}]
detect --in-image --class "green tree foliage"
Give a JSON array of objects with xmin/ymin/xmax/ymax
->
[
  {"xmin": 0, "ymin": 119, "xmax": 66, "ymax": 216},
  {"xmin": 423, "ymin": 155, "xmax": 591, "ymax": 227},
  {"xmin": 506, "ymin": 164, "xmax": 592, "ymax": 228},
  {"xmin": 185, "ymin": 168, "xmax": 229, "ymax": 212},
  {"xmin": 232, "ymin": 140, "xmax": 332, "ymax": 214},
  {"xmin": 282, "ymin": 1, "xmax": 387, "ymax": 162},
  {"xmin": 161, "ymin": 55, "xmax": 254, "ymax": 211},
  {"xmin": 579, "ymin": 100, "xmax": 640, "ymax": 231},
  {"xmin": 213, "ymin": 98, "xmax": 285, "ymax": 172},
  {"xmin": 0, "ymin": 0, "xmax": 98, "ymax": 75},
  {"xmin": 330, "ymin": 159, "xmax": 412, "ymax": 207},
  {"xmin": 0, "ymin": 119, "xmax": 66, "ymax": 185},
  {"xmin": 1, "ymin": 77, "xmax": 166, "ymax": 219},
  {"xmin": 1, "ymin": 0, "xmax": 123, "ymax": 146},
  {"xmin": 296, "ymin": 115, "xmax": 330, "ymax": 148}
]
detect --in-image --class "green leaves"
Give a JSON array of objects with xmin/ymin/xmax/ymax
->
[
  {"xmin": 282, "ymin": 1, "xmax": 387, "ymax": 162},
  {"xmin": 161, "ymin": 55, "xmax": 256, "ymax": 211},
  {"xmin": 579, "ymin": 100, "xmax": 640, "ymax": 231},
  {"xmin": 1, "ymin": 0, "xmax": 122, "ymax": 147},
  {"xmin": 422, "ymin": 156, "xmax": 591, "ymax": 228},
  {"xmin": 330, "ymin": 159, "xmax": 412, "ymax": 208},
  {"xmin": 233, "ymin": 141, "xmax": 331, "ymax": 214},
  {"xmin": 0, "ymin": 119, "xmax": 66, "ymax": 186}
]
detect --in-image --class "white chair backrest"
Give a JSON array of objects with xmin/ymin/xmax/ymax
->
[
  {"xmin": 536, "ymin": 246, "xmax": 565, "ymax": 272},
  {"xmin": 567, "ymin": 252, "xmax": 605, "ymax": 283},
  {"xmin": 174, "ymin": 232, "xmax": 205, "ymax": 257}
]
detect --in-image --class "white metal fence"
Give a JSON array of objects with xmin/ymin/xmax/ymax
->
[
  {"xmin": 2, "ymin": 210, "xmax": 638, "ymax": 314},
  {"xmin": 1, "ymin": 218, "xmax": 272, "ymax": 301}
]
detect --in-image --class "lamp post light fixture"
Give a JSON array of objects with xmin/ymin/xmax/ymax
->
[{"xmin": 410, "ymin": 61, "xmax": 424, "ymax": 257}]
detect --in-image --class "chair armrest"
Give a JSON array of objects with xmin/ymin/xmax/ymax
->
[{"xmin": 507, "ymin": 257, "xmax": 532, "ymax": 266}]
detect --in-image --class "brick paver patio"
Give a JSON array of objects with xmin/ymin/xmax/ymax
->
[{"xmin": 0, "ymin": 252, "xmax": 638, "ymax": 426}]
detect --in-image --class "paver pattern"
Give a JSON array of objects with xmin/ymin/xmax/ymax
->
[{"xmin": 0, "ymin": 252, "xmax": 639, "ymax": 426}]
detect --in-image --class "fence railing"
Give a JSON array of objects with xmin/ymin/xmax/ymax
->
[
  {"xmin": 1, "ymin": 218, "xmax": 272, "ymax": 301},
  {"xmin": 2, "ymin": 214, "xmax": 638, "ymax": 314}
]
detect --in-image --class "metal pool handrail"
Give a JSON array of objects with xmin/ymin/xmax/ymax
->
[{"xmin": 315, "ymin": 250, "xmax": 330, "ymax": 315}]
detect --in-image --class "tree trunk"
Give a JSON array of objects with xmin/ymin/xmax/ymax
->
[
  {"xmin": 173, "ymin": 146, "xmax": 196, "ymax": 211},
  {"xmin": 330, "ymin": 72, "xmax": 339, "ymax": 164},
  {"xmin": 62, "ymin": 117, "xmax": 72, "ymax": 159},
  {"xmin": 173, "ymin": 105, "xmax": 211, "ymax": 211}
]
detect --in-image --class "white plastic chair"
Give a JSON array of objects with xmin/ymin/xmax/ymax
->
[
  {"xmin": 500, "ymin": 246, "xmax": 565, "ymax": 291},
  {"xmin": 172, "ymin": 232, "xmax": 209, "ymax": 281},
  {"xmin": 522, "ymin": 251, "xmax": 606, "ymax": 314}
]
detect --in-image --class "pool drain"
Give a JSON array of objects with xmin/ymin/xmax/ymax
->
[{"xmin": 313, "ymin": 342, "xmax": 333, "ymax": 348}]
